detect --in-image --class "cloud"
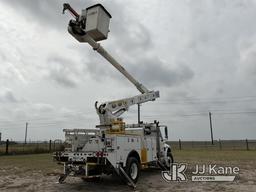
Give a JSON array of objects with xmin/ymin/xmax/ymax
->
[
  {"xmin": 1, "ymin": 0, "xmax": 114, "ymax": 30},
  {"xmin": 76, "ymin": 4, "xmax": 194, "ymax": 89},
  {"xmin": 81, "ymin": 17, "xmax": 194, "ymax": 88},
  {"xmin": 82, "ymin": 50, "xmax": 194, "ymax": 89},
  {"xmin": 47, "ymin": 56, "xmax": 81, "ymax": 88},
  {"xmin": 0, "ymin": 88, "xmax": 21, "ymax": 103},
  {"xmin": 127, "ymin": 57, "xmax": 194, "ymax": 88},
  {"xmin": 110, "ymin": 19, "xmax": 154, "ymax": 53},
  {"xmin": 2, "ymin": 0, "xmax": 68, "ymax": 30},
  {"xmin": 239, "ymin": 37, "xmax": 256, "ymax": 80},
  {"xmin": 3, "ymin": 0, "xmax": 185, "ymax": 89},
  {"xmin": 33, "ymin": 103, "xmax": 55, "ymax": 113},
  {"xmin": 3, "ymin": 0, "xmax": 169, "ymax": 88}
]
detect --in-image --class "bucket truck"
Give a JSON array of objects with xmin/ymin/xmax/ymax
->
[{"xmin": 53, "ymin": 3, "xmax": 173, "ymax": 188}]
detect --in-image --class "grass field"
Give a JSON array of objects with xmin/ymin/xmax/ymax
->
[
  {"xmin": 0, "ymin": 154, "xmax": 58, "ymax": 174},
  {"xmin": 0, "ymin": 150, "xmax": 255, "ymax": 191},
  {"xmin": 173, "ymin": 150, "xmax": 256, "ymax": 163}
]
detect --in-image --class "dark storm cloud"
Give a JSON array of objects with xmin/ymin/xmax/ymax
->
[
  {"xmin": 3, "ymin": 0, "xmax": 194, "ymax": 88},
  {"xmin": 0, "ymin": 51, "xmax": 6, "ymax": 62},
  {"xmin": 79, "ymin": 3, "xmax": 194, "ymax": 88},
  {"xmin": 239, "ymin": 42, "xmax": 256, "ymax": 81},
  {"xmin": 82, "ymin": 50, "xmax": 194, "ymax": 88},
  {"xmin": 0, "ymin": 89, "xmax": 19, "ymax": 103},
  {"xmin": 2, "ymin": 0, "xmax": 65, "ymax": 28},
  {"xmin": 109, "ymin": 12, "xmax": 154, "ymax": 52},
  {"xmin": 47, "ymin": 56, "xmax": 80, "ymax": 88},
  {"xmin": 127, "ymin": 57, "xmax": 194, "ymax": 88},
  {"xmin": 2, "ymin": 0, "xmax": 118, "ymax": 29}
]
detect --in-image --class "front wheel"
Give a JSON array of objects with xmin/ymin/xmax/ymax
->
[
  {"xmin": 166, "ymin": 151, "xmax": 174, "ymax": 169},
  {"xmin": 125, "ymin": 157, "xmax": 140, "ymax": 183}
]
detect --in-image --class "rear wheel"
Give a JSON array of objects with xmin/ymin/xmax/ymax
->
[{"xmin": 125, "ymin": 157, "xmax": 140, "ymax": 183}]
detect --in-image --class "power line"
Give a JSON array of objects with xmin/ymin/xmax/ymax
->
[
  {"xmin": 161, "ymin": 95, "xmax": 256, "ymax": 102},
  {"xmin": 0, "ymin": 110, "xmax": 255, "ymax": 126},
  {"xmin": 0, "ymin": 114, "xmax": 94, "ymax": 124},
  {"xmin": 158, "ymin": 99, "xmax": 256, "ymax": 105},
  {"xmin": 0, "ymin": 95, "xmax": 256, "ymax": 124}
]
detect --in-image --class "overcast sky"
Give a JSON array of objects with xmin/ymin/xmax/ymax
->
[{"xmin": 0, "ymin": 0, "xmax": 256, "ymax": 141}]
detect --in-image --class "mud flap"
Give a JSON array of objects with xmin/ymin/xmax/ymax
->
[
  {"xmin": 58, "ymin": 174, "xmax": 68, "ymax": 184},
  {"xmin": 157, "ymin": 160, "xmax": 168, "ymax": 171},
  {"xmin": 58, "ymin": 163, "xmax": 71, "ymax": 184},
  {"xmin": 117, "ymin": 165, "xmax": 136, "ymax": 189}
]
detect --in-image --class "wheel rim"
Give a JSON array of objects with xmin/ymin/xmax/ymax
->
[{"xmin": 130, "ymin": 163, "xmax": 138, "ymax": 180}]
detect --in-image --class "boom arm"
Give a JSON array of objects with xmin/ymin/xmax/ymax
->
[
  {"xmin": 63, "ymin": 4, "xmax": 159, "ymax": 125},
  {"xmin": 63, "ymin": 3, "xmax": 149, "ymax": 94},
  {"xmin": 95, "ymin": 91, "xmax": 159, "ymax": 125}
]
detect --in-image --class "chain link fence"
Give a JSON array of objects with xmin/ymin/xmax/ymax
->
[
  {"xmin": 0, "ymin": 139, "xmax": 64, "ymax": 155},
  {"xmin": 167, "ymin": 139, "xmax": 256, "ymax": 150}
]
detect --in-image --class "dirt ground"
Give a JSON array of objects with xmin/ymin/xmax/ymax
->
[{"xmin": 0, "ymin": 150, "xmax": 255, "ymax": 192}]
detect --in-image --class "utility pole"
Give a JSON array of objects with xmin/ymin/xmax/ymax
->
[
  {"xmin": 209, "ymin": 112, "xmax": 214, "ymax": 145},
  {"xmin": 138, "ymin": 104, "xmax": 141, "ymax": 124},
  {"xmin": 24, "ymin": 122, "xmax": 28, "ymax": 144}
]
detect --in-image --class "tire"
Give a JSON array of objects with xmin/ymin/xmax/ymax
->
[
  {"xmin": 168, "ymin": 152, "xmax": 174, "ymax": 164},
  {"xmin": 166, "ymin": 151, "xmax": 174, "ymax": 169},
  {"xmin": 125, "ymin": 157, "xmax": 140, "ymax": 183}
]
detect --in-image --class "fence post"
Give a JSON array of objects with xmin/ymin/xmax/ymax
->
[
  {"xmin": 219, "ymin": 139, "xmax": 222, "ymax": 150},
  {"xmin": 53, "ymin": 141, "xmax": 56, "ymax": 151},
  {"xmin": 246, "ymin": 139, "xmax": 249, "ymax": 151},
  {"xmin": 5, "ymin": 139, "xmax": 9, "ymax": 155},
  {"xmin": 49, "ymin": 140, "xmax": 52, "ymax": 152},
  {"xmin": 179, "ymin": 139, "xmax": 182, "ymax": 150},
  {"xmin": 36, "ymin": 141, "xmax": 39, "ymax": 152}
]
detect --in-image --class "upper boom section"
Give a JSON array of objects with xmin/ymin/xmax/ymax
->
[{"xmin": 63, "ymin": 3, "xmax": 151, "ymax": 94}]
